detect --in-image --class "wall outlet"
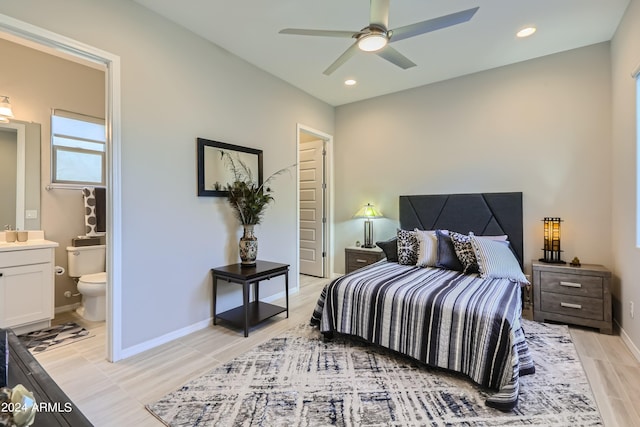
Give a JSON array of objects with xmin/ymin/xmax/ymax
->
[
  {"xmin": 631, "ymin": 301, "xmax": 635, "ymax": 319},
  {"xmin": 25, "ymin": 210, "xmax": 38, "ymax": 219}
]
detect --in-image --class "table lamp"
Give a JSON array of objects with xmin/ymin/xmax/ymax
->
[
  {"xmin": 539, "ymin": 217, "xmax": 566, "ymax": 264},
  {"xmin": 353, "ymin": 203, "xmax": 384, "ymax": 248}
]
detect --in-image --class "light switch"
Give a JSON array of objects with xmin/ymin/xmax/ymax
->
[{"xmin": 25, "ymin": 210, "xmax": 38, "ymax": 219}]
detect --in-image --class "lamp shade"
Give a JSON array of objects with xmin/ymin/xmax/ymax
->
[
  {"xmin": 353, "ymin": 203, "xmax": 384, "ymax": 219},
  {"xmin": 0, "ymin": 96, "xmax": 14, "ymax": 122}
]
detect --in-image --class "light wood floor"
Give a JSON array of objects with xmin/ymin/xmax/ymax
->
[{"xmin": 34, "ymin": 276, "xmax": 640, "ymax": 427}]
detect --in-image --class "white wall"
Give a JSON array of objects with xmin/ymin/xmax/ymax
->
[
  {"xmin": 0, "ymin": 0, "xmax": 334, "ymax": 350},
  {"xmin": 611, "ymin": 0, "xmax": 640, "ymax": 355},
  {"xmin": 334, "ymin": 43, "xmax": 612, "ymax": 276}
]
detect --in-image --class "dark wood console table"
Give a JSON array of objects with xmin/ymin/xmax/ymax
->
[
  {"xmin": 211, "ymin": 261, "xmax": 289, "ymax": 337},
  {"xmin": 2, "ymin": 329, "xmax": 92, "ymax": 426}
]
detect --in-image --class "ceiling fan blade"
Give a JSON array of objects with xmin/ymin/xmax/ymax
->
[
  {"xmin": 369, "ymin": 0, "xmax": 390, "ymax": 29},
  {"xmin": 390, "ymin": 7, "xmax": 479, "ymax": 43},
  {"xmin": 376, "ymin": 45, "xmax": 416, "ymax": 70},
  {"xmin": 323, "ymin": 42, "xmax": 360, "ymax": 75},
  {"xmin": 279, "ymin": 28, "xmax": 355, "ymax": 38}
]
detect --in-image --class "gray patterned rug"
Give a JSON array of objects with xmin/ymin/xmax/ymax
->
[
  {"xmin": 147, "ymin": 319, "xmax": 602, "ymax": 426},
  {"xmin": 18, "ymin": 322, "xmax": 93, "ymax": 354}
]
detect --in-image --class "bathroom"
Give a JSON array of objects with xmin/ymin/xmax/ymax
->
[{"xmin": 0, "ymin": 37, "xmax": 106, "ymax": 330}]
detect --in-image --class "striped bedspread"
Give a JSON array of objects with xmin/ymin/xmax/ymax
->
[{"xmin": 310, "ymin": 261, "xmax": 535, "ymax": 411}]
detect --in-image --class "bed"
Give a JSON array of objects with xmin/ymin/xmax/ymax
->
[{"xmin": 310, "ymin": 192, "xmax": 534, "ymax": 411}]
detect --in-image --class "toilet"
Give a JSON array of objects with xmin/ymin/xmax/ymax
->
[{"xmin": 66, "ymin": 244, "xmax": 107, "ymax": 322}]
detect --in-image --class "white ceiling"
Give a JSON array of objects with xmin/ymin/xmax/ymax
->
[{"xmin": 133, "ymin": 0, "xmax": 629, "ymax": 106}]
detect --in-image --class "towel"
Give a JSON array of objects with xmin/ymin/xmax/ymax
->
[{"xmin": 82, "ymin": 187, "xmax": 106, "ymax": 235}]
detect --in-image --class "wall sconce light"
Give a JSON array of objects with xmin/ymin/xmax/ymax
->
[
  {"xmin": 353, "ymin": 203, "xmax": 384, "ymax": 248},
  {"xmin": 0, "ymin": 96, "xmax": 14, "ymax": 123},
  {"xmin": 539, "ymin": 217, "xmax": 566, "ymax": 264}
]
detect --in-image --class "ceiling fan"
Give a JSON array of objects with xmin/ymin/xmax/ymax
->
[{"xmin": 279, "ymin": 0, "xmax": 479, "ymax": 75}]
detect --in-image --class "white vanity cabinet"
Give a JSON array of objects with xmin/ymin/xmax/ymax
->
[{"xmin": 0, "ymin": 234, "xmax": 58, "ymax": 335}]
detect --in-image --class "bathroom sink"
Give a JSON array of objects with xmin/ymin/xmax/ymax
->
[{"xmin": 0, "ymin": 231, "xmax": 58, "ymax": 252}]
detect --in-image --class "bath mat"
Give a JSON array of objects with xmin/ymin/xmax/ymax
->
[
  {"xmin": 147, "ymin": 319, "xmax": 602, "ymax": 426},
  {"xmin": 18, "ymin": 322, "xmax": 94, "ymax": 354}
]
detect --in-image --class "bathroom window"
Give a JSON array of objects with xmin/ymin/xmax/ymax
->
[{"xmin": 51, "ymin": 109, "xmax": 105, "ymax": 186}]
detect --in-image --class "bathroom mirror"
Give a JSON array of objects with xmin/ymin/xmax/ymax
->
[
  {"xmin": 197, "ymin": 138, "xmax": 263, "ymax": 197},
  {"xmin": 0, "ymin": 120, "xmax": 41, "ymax": 230}
]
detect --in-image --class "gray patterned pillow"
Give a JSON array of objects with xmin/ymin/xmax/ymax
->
[
  {"xmin": 396, "ymin": 229, "xmax": 419, "ymax": 265},
  {"xmin": 449, "ymin": 231, "xmax": 479, "ymax": 274}
]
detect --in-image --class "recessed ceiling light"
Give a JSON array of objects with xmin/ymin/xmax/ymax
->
[
  {"xmin": 517, "ymin": 27, "xmax": 537, "ymax": 38},
  {"xmin": 344, "ymin": 79, "xmax": 357, "ymax": 86}
]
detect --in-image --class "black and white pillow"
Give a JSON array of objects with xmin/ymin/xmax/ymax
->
[
  {"xmin": 449, "ymin": 231, "xmax": 478, "ymax": 274},
  {"xmin": 396, "ymin": 229, "xmax": 419, "ymax": 266}
]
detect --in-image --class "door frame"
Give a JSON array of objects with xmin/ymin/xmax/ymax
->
[
  {"xmin": 0, "ymin": 13, "xmax": 123, "ymax": 361},
  {"xmin": 296, "ymin": 124, "xmax": 333, "ymax": 279}
]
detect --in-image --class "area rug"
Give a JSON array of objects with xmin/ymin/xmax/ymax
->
[
  {"xmin": 18, "ymin": 322, "xmax": 93, "ymax": 353},
  {"xmin": 146, "ymin": 319, "xmax": 602, "ymax": 426}
]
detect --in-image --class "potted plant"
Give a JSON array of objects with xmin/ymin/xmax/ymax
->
[{"xmin": 221, "ymin": 151, "xmax": 293, "ymax": 266}]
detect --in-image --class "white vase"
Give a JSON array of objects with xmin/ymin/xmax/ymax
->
[{"xmin": 239, "ymin": 224, "xmax": 258, "ymax": 266}]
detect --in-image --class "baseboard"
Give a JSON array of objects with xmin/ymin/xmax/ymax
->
[
  {"xmin": 616, "ymin": 319, "xmax": 640, "ymax": 362},
  {"xmin": 55, "ymin": 303, "xmax": 81, "ymax": 314},
  {"xmin": 120, "ymin": 317, "xmax": 212, "ymax": 359},
  {"xmin": 261, "ymin": 286, "xmax": 299, "ymax": 304},
  {"xmin": 120, "ymin": 288, "xmax": 299, "ymax": 360}
]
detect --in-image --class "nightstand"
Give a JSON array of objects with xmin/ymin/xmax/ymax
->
[
  {"xmin": 345, "ymin": 246, "xmax": 384, "ymax": 274},
  {"xmin": 532, "ymin": 261, "xmax": 612, "ymax": 334}
]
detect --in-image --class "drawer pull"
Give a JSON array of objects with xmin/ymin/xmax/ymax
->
[
  {"xmin": 560, "ymin": 281, "xmax": 582, "ymax": 288},
  {"xmin": 560, "ymin": 302, "xmax": 582, "ymax": 310},
  {"xmin": 355, "ymin": 259, "xmax": 368, "ymax": 263}
]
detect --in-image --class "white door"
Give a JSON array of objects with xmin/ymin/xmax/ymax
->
[{"xmin": 299, "ymin": 138, "xmax": 325, "ymax": 277}]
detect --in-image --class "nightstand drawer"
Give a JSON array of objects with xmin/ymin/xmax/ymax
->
[
  {"xmin": 539, "ymin": 271, "xmax": 603, "ymax": 298},
  {"xmin": 541, "ymin": 292, "xmax": 603, "ymax": 320},
  {"xmin": 345, "ymin": 247, "xmax": 384, "ymax": 274},
  {"xmin": 348, "ymin": 252, "xmax": 380, "ymax": 265}
]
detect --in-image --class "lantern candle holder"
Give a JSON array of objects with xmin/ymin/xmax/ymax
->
[{"xmin": 539, "ymin": 217, "xmax": 566, "ymax": 264}]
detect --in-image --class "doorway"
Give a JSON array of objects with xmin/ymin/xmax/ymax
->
[
  {"xmin": 0, "ymin": 14, "xmax": 123, "ymax": 361},
  {"xmin": 297, "ymin": 124, "xmax": 333, "ymax": 278}
]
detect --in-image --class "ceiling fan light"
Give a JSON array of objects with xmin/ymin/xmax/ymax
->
[{"xmin": 358, "ymin": 33, "xmax": 387, "ymax": 52}]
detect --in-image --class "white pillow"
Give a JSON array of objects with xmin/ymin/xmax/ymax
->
[
  {"xmin": 414, "ymin": 229, "xmax": 438, "ymax": 267},
  {"xmin": 470, "ymin": 235, "xmax": 529, "ymax": 284}
]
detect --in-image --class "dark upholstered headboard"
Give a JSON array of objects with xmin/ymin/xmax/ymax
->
[{"xmin": 399, "ymin": 192, "xmax": 524, "ymax": 268}]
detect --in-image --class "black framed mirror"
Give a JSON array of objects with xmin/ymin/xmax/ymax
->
[{"xmin": 197, "ymin": 138, "xmax": 263, "ymax": 197}]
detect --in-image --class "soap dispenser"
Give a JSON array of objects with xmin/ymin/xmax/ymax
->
[{"xmin": 4, "ymin": 225, "xmax": 16, "ymax": 243}]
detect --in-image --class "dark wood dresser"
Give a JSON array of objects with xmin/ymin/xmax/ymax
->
[
  {"xmin": 2, "ymin": 329, "xmax": 92, "ymax": 426},
  {"xmin": 345, "ymin": 246, "xmax": 384, "ymax": 274},
  {"xmin": 532, "ymin": 261, "xmax": 612, "ymax": 334}
]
